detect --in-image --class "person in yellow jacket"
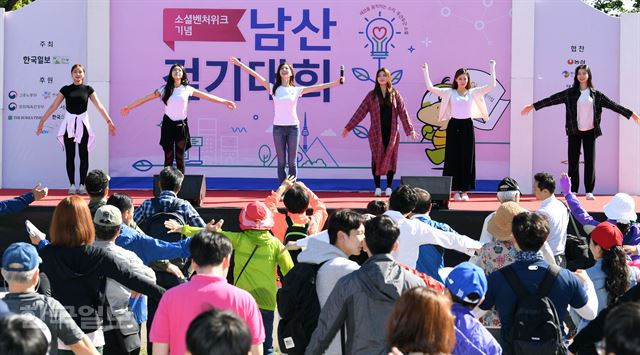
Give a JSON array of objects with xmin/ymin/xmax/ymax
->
[{"xmin": 165, "ymin": 201, "xmax": 293, "ymax": 355}]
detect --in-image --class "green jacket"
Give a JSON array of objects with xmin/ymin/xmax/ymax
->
[{"xmin": 182, "ymin": 226, "xmax": 294, "ymax": 310}]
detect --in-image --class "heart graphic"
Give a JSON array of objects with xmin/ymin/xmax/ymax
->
[{"xmin": 372, "ymin": 26, "xmax": 387, "ymax": 40}]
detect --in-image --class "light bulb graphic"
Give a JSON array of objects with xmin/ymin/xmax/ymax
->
[{"xmin": 365, "ymin": 18, "xmax": 394, "ymax": 59}]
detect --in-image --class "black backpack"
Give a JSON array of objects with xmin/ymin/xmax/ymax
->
[
  {"xmin": 140, "ymin": 198, "xmax": 188, "ymax": 268},
  {"xmin": 283, "ymin": 215, "xmax": 309, "ymax": 264},
  {"xmin": 501, "ymin": 265, "xmax": 565, "ymax": 355},
  {"xmin": 277, "ymin": 261, "xmax": 326, "ymax": 355}
]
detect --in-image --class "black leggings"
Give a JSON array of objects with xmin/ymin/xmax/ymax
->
[
  {"xmin": 372, "ymin": 129, "xmax": 393, "ymax": 189},
  {"xmin": 163, "ymin": 139, "xmax": 188, "ymax": 174},
  {"xmin": 63, "ymin": 125, "xmax": 89, "ymax": 185}
]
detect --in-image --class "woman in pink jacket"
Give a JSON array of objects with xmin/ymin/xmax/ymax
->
[{"xmin": 343, "ymin": 67, "xmax": 417, "ymax": 197}]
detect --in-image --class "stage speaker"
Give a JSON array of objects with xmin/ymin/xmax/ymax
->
[
  {"xmin": 400, "ymin": 176, "xmax": 452, "ymax": 209},
  {"xmin": 153, "ymin": 174, "xmax": 206, "ymax": 207}
]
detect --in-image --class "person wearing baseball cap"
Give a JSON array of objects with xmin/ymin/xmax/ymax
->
[
  {"xmin": 92, "ymin": 205, "xmax": 156, "ymax": 354},
  {"xmin": 85, "ymin": 169, "xmax": 110, "ymax": 217},
  {"xmin": 168, "ymin": 201, "xmax": 293, "ymax": 354},
  {"xmin": 571, "ymin": 222, "xmax": 640, "ymax": 331},
  {"xmin": 443, "ymin": 262, "xmax": 502, "ymax": 355},
  {"xmin": 1, "ymin": 242, "xmax": 98, "ymax": 354}
]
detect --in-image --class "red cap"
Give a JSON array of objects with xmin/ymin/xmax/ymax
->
[
  {"xmin": 239, "ymin": 201, "xmax": 274, "ymax": 231},
  {"xmin": 591, "ymin": 222, "xmax": 623, "ymax": 251}
]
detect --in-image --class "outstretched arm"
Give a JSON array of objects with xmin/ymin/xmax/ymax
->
[
  {"xmin": 89, "ymin": 92, "xmax": 116, "ymax": 135},
  {"xmin": 121, "ymin": 90, "xmax": 161, "ymax": 116},
  {"xmin": 342, "ymin": 94, "xmax": 371, "ymax": 137},
  {"xmin": 301, "ymin": 78, "xmax": 342, "ymax": 95},
  {"xmin": 37, "ymin": 93, "xmax": 65, "ymax": 135},
  {"xmin": 192, "ymin": 89, "xmax": 236, "ymax": 110},
  {"xmin": 230, "ymin": 56, "xmax": 271, "ymax": 92}
]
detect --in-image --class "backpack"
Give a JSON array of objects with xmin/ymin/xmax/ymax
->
[
  {"xmin": 501, "ymin": 265, "xmax": 564, "ymax": 355},
  {"xmin": 283, "ymin": 215, "xmax": 309, "ymax": 264},
  {"xmin": 276, "ymin": 261, "xmax": 326, "ymax": 355},
  {"xmin": 140, "ymin": 198, "xmax": 188, "ymax": 268}
]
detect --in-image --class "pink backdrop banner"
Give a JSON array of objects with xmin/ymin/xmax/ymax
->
[
  {"xmin": 162, "ymin": 8, "xmax": 246, "ymax": 50},
  {"xmin": 110, "ymin": 1, "xmax": 513, "ymax": 185}
]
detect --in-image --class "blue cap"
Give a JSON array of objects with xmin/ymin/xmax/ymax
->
[
  {"xmin": 445, "ymin": 262, "xmax": 488, "ymax": 304},
  {"xmin": 2, "ymin": 242, "xmax": 41, "ymax": 272}
]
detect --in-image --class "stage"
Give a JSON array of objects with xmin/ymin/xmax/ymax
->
[
  {"xmin": 0, "ymin": 188, "xmax": 624, "ymax": 266},
  {"xmin": 5, "ymin": 188, "xmax": 632, "ymax": 212}
]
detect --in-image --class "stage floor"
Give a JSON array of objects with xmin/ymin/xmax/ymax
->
[{"xmin": 3, "ymin": 188, "xmax": 635, "ymax": 213}]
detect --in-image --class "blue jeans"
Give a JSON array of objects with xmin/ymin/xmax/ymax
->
[
  {"xmin": 260, "ymin": 309, "xmax": 275, "ymax": 355},
  {"xmin": 273, "ymin": 125, "xmax": 299, "ymax": 182}
]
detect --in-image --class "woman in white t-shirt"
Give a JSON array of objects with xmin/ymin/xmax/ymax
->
[
  {"xmin": 230, "ymin": 57, "xmax": 343, "ymax": 182},
  {"xmin": 423, "ymin": 60, "xmax": 497, "ymax": 201},
  {"xmin": 121, "ymin": 64, "xmax": 236, "ymax": 173},
  {"xmin": 522, "ymin": 64, "xmax": 640, "ymax": 200}
]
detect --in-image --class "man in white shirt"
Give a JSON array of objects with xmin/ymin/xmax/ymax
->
[
  {"xmin": 384, "ymin": 185, "xmax": 481, "ymax": 268},
  {"xmin": 534, "ymin": 172, "xmax": 569, "ymax": 267}
]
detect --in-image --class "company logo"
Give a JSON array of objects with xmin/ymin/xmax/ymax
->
[
  {"xmin": 8, "ymin": 102, "xmax": 17, "ymax": 111},
  {"xmin": 8, "ymin": 91, "xmax": 17, "ymax": 99}
]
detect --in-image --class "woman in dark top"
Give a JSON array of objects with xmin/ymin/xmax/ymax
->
[
  {"xmin": 39, "ymin": 196, "xmax": 164, "ymax": 351},
  {"xmin": 37, "ymin": 64, "xmax": 116, "ymax": 195},
  {"xmin": 342, "ymin": 67, "xmax": 417, "ymax": 197},
  {"xmin": 522, "ymin": 64, "xmax": 640, "ymax": 200},
  {"xmin": 121, "ymin": 63, "xmax": 236, "ymax": 173}
]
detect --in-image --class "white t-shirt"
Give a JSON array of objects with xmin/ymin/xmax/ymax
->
[
  {"xmin": 577, "ymin": 89, "xmax": 594, "ymax": 131},
  {"xmin": 271, "ymin": 83, "xmax": 305, "ymax": 126},
  {"xmin": 159, "ymin": 85, "xmax": 195, "ymax": 121},
  {"xmin": 450, "ymin": 90, "xmax": 473, "ymax": 119}
]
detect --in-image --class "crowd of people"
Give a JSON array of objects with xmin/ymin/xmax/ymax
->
[{"xmin": 0, "ymin": 167, "xmax": 639, "ymax": 355}]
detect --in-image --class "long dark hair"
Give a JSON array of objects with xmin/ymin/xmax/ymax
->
[
  {"xmin": 616, "ymin": 222, "xmax": 631, "ymax": 236},
  {"xmin": 71, "ymin": 64, "xmax": 85, "ymax": 84},
  {"xmin": 573, "ymin": 64, "xmax": 594, "ymax": 89},
  {"xmin": 602, "ymin": 246, "xmax": 630, "ymax": 305},
  {"xmin": 162, "ymin": 64, "xmax": 189, "ymax": 105},
  {"xmin": 374, "ymin": 67, "xmax": 394, "ymax": 107},
  {"xmin": 272, "ymin": 62, "xmax": 295, "ymax": 95},
  {"xmin": 451, "ymin": 68, "xmax": 471, "ymax": 90}
]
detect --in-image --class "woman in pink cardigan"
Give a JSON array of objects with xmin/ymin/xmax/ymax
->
[
  {"xmin": 342, "ymin": 67, "xmax": 418, "ymax": 197},
  {"xmin": 422, "ymin": 60, "xmax": 497, "ymax": 201}
]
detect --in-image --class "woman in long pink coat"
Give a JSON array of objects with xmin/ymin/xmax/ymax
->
[{"xmin": 342, "ymin": 67, "xmax": 418, "ymax": 196}]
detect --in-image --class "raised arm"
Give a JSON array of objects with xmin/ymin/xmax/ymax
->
[
  {"xmin": 230, "ymin": 56, "xmax": 271, "ymax": 92},
  {"xmin": 475, "ymin": 60, "xmax": 497, "ymax": 95},
  {"xmin": 422, "ymin": 63, "xmax": 447, "ymax": 98},
  {"xmin": 121, "ymin": 90, "xmax": 161, "ymax": 116},
  {"xmin": 192, "ymin": 89, "xmax": 236, "ymax": 110},
  {"xmin": 37, "ymin": 93, "xmax": 65, "ymax": 135},
  {"xmin": 89, "ymin": 92, "xmax": 116, "ymax": 135}
]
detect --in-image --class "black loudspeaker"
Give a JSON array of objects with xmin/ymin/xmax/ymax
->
[
  {"xmin": 400, "ymin": 176, "xmax": 452, "ymax": 209},
  {"xmin": 153, "ymin": 174, "xmax": 206, "ymax": 207}
]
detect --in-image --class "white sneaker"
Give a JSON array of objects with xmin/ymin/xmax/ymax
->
[
  {"xmin": 586, "ymin": 193, "xmax": 595, "ymax": 200},
  {"xmin": 68, "ymin": 184, "xmax": 76, "ymax": 194},
  {"xmin": 461, "ymin": 193, "xmax": 470, "ymax": 201},
  {"xmin": 385, "ymin": 187, "xmax": 393, "ymax": 197},
  {"xmin": 374, "ymin": 188, "xmax": 382, "ymax": 197},
  {"xmin": 77, "ymin": 184, "xmax": 87, "ymax": 195},
  {"xmin": 453, "ymin": 192, "xmax": 462, "ymax": 201}
]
